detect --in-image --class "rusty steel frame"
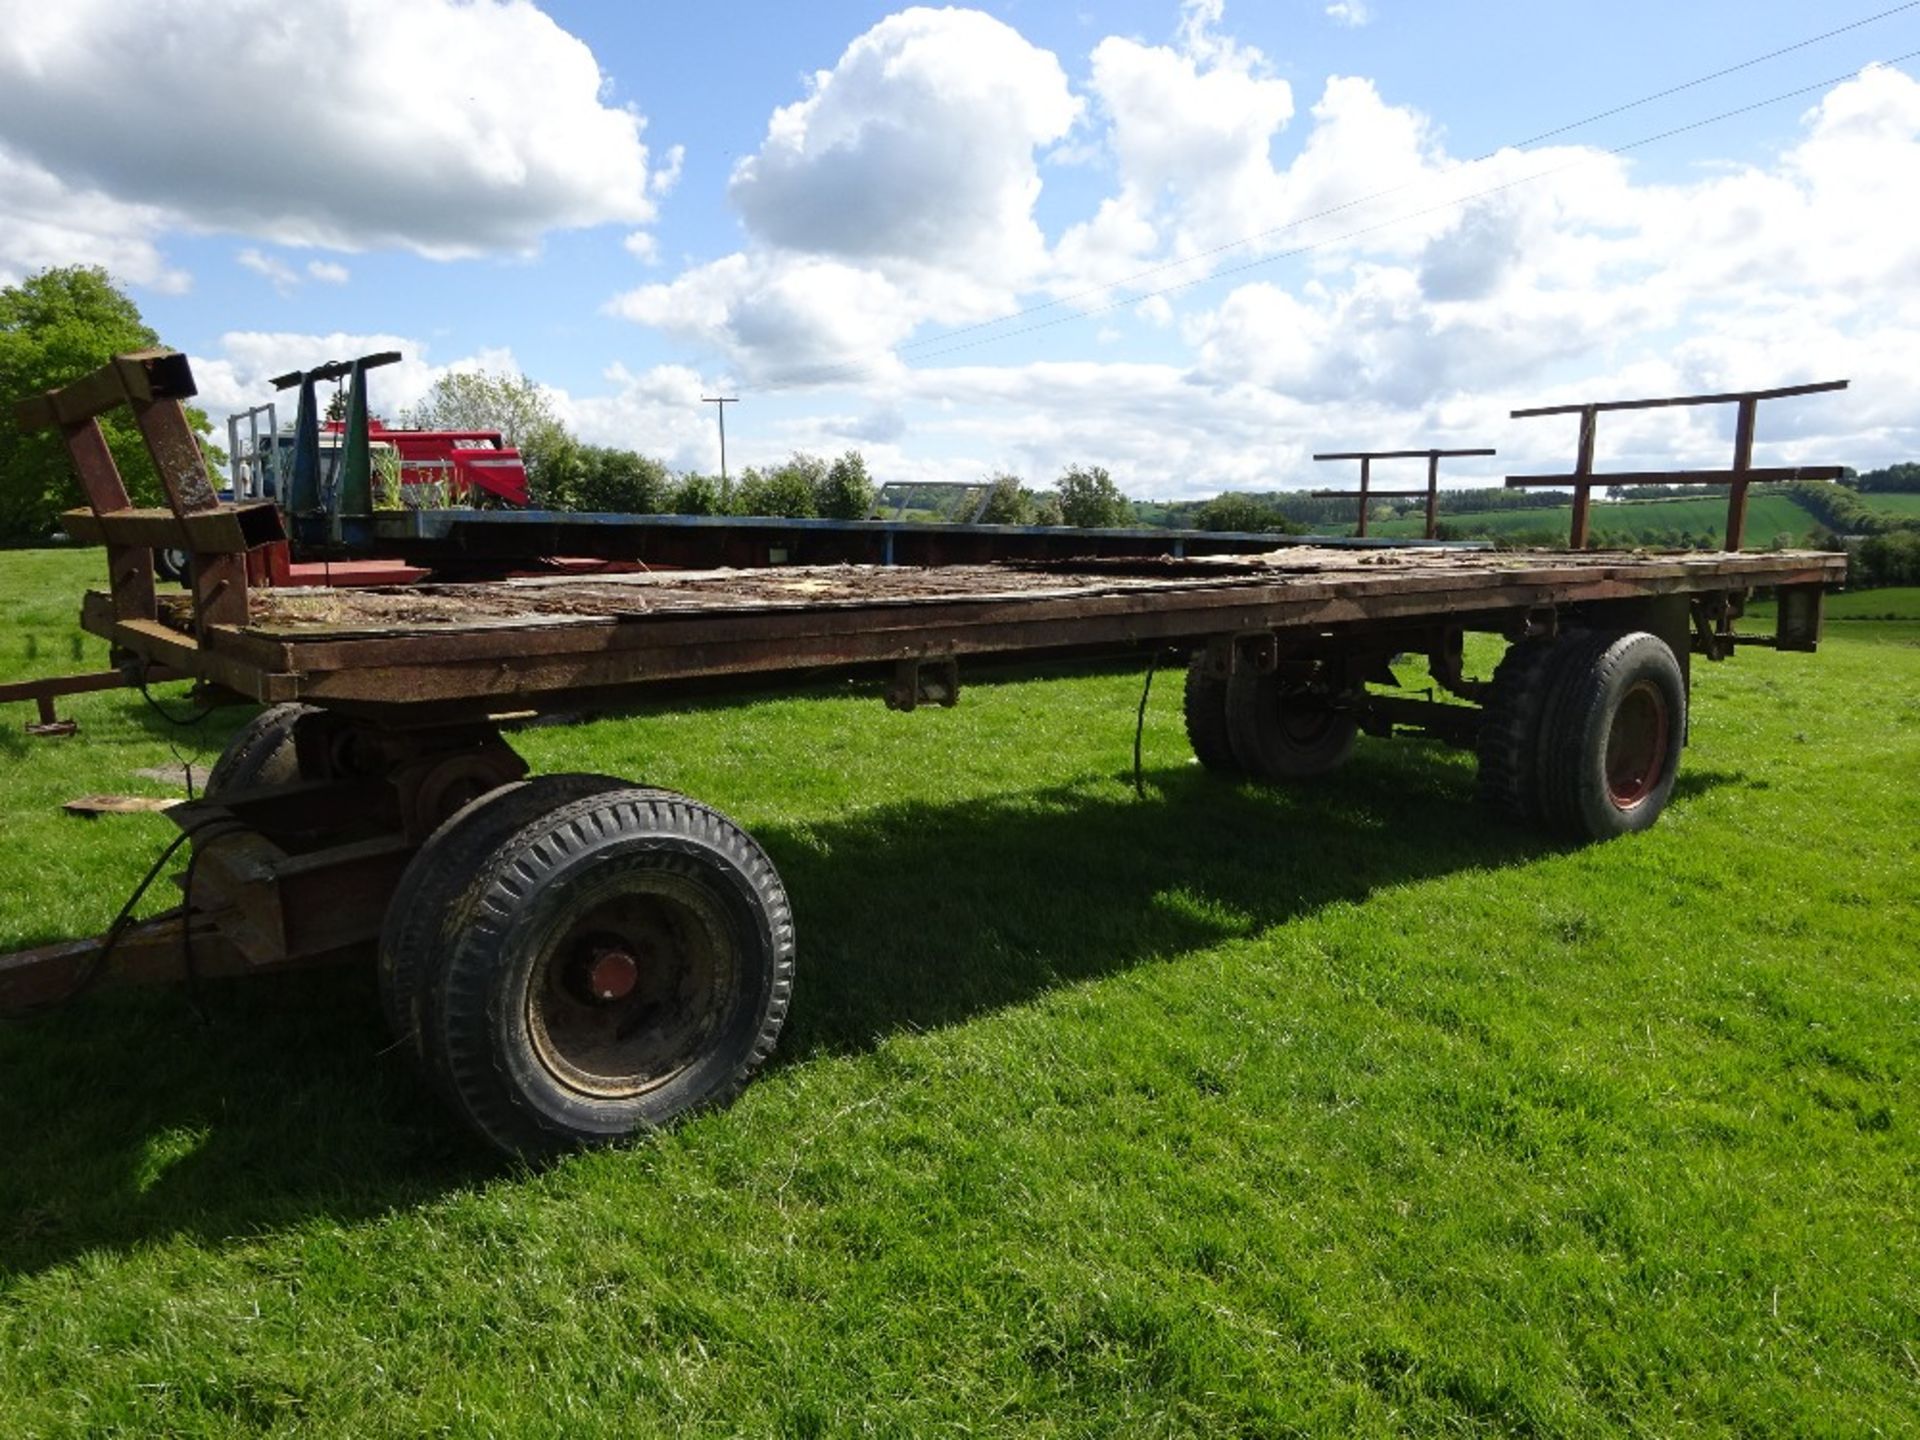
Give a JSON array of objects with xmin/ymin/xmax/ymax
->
[
  {"xmin": 12, "ymin": 349, "xmax": 286, "ymax": 641},
  {"xmin": 1311, "ymin": 448, "xmax": 1499, "ymax": 539},
  {"xmin": 0, "ymin": 662, "xmax": 185, "ymax": 735},
  {"xmin": 1506, "ymin": 379, "xmax": 1849, "ymax": 550}
]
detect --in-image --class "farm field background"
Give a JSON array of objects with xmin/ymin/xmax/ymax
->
[
  {"xmin": 1369, "ymin": 492, "xmax": 1826, "ymax": 544},
  {"xmin": 0, "ymin": 549, "xmax": 1914, "ymax": 1435}
]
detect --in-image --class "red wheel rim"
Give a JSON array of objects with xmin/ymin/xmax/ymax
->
[{"xmin": 1605, "ymin": 679, "xmax": 1670, "ymax": 808}]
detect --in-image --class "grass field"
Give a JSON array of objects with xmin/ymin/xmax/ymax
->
[
  {"xmin": 1, "ymin": 551, "xmax": 1915, "ymax": 1436},
  {"xmin": 1855, "ymin": 490, "xmax": 1920, "ymax": 518},
  {"xmin": 1370, "ymin": 494, "xmax": 1824, "ymax": 545}
]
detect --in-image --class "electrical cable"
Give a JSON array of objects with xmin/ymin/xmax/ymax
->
[
  {"xmin": 1133, "ymin": 650, "xmax": 1163, "ymax": 797},
  {"xmin": 136, "ymin": 661, "xmax": 217, "ymax": 727},
  {"xmin": 1, "ymin": 814, "xmax": 238, "ymax": 1019},
  {"xmin": 751, "ymin": 27, "xmax": 1920, "ymax": 392}
]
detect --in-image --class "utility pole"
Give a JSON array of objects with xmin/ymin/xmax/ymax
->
[{"xmin": 701, "ymin": 395, "xmax": 738, "ymax": 487}]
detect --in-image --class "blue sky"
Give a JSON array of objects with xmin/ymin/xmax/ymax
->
[{"xmin": 4, "ymin": 0, "xmax": 1918, "ymax": 495}]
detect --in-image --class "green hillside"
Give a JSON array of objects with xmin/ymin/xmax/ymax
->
[
  {"xmin": 1855, "ymin": 491, "xmax": 1920, "ymax": 518},
  {"xmin": 1367, "ymin": 493, "xmax": 1825, "ymax": 546}
]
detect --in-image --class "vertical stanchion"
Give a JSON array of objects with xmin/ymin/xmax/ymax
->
[
  {"xmin": 1569, "ymin": 405, "xmax": 1597, "ymax": 550},
  {"xmin": 1726, "ymin": 396, "xmax": 1757, "ymax": 552}
]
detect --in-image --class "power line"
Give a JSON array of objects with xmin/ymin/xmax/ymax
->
[{"xmin": 745, "ymin": 6, "xmax": 1920, "ymax": 393}]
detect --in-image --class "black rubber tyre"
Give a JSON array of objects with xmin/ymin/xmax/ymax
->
[
  {"xmin": 204, "ymin": 703, "xmax": 319, "ymax": 796},
  {"xmin": 154, "ymin": 547, "xmax": 190, "ymax": 586},
  {"xmin": 1474, "ymin": 637, "xmax": 1561, "ymax": 821},
  {"xmin": 1182, "ymin": 656, "xmax": 1240, "ymax": 773},
  {"xmin": 376, "ymin": 772, "xmax": 631, "ymax": 1053},
  {"xmin": 419, "ymin": 787, "xmax": 795, "ymax": 1159},
  {"xmin": 1535, "ymin": 631, "xmax": 1686, "ymax": 841},
  {"xmin": 1224, "ymin": 670, "xmax": 1358, "ymax": 781}
]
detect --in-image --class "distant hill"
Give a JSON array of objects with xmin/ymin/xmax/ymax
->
[{"xmin": 1368, "ymin": 492, "xmax": 1827, "ymax": 547}]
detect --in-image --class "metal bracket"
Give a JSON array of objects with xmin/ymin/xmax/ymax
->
[
  {"xmin": 886, "ymin": 657, "xmax": 959, "ymax": 712},
  {"xmin": 1201, "ymin": 632, "xmax": 1280, "ymax": 680},
  {"xmin": 1520, "ymin": 604, "xmax": 1559, "ymax": 642},
  {"xmin": 1690, "ymin": 594, "xmax": 1736, "ymax": 661}
]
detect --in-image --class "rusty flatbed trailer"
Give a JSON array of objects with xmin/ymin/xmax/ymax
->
[{"xmin": 0, "ymin": 351, "xmax": 1851, "ymax": 1159}]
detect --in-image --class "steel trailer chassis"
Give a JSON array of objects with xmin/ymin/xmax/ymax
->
[{"xmin": 0, "ymin": 351, "xmax": 1849, "ymax": 1158}]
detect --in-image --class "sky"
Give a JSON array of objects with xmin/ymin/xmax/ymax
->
[{"xmin": 3, "ymin": 0, "xmax": 1919, "ymax": 498}]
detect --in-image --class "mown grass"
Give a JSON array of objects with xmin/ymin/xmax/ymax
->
[{"xmin": 0, "ymin": 550, "xmax": 1915, "ymax": 1436}]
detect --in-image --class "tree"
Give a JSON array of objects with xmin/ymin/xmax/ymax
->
[
  {"xmin": 572, "ymin": 446, "xmax": 670, "ymax": 513},
  {"xmin": 1054, "ymin": 464, "xmax": 1133, "ymax": 528},
  {"xmin": 733, "ymin": 453, "xmax": 825, "ymax": 517},
  {"xmin": 403, "ymin": 369, "xmax": 572, "ymax": 505},
  {"xmin": 0, "ymin": 266, "xmax": 218, "ymax": 542},
  {"xmin": 976, "ymin": 472, "xmax": 1033, "ymax": 525},
  {"xmin": 668, "ymin": 472, "xmax": 726, "ymax": 515},
  {"xmin": 816, "ymin": 450, "xmax": 874, "ymax": 519},
  {"xmin": 1197, "ymin": 491, "xmax": 1299, "ymax": 534}
]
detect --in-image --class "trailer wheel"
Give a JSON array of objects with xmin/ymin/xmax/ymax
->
[
  {"xmin": 1535, "ymin": 631, "xmax": 1685, "ymax": 841},
  {"xmin": 204, "ymin": 703, "xmax": 319, "ymax": 796},
  {"xmin": 376, "ymin": 772, "xmax": 630, "ymax": 1054},
  {"xmin": 1474, "ymin": 637, "xmax": 1561, "ymax": 821},
  {"xmin": 1182, "ymin": 657, "xmax": 1239, "ymax": 773},
  {"xmin": 421, "ymin": 788, "xmax": 795, "ymax": 1159},
  {"xmin": 1224, "ymin": 670, "xmax": 1357, "ymax": 780}
]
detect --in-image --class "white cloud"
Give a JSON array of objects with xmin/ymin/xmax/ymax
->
[
  {"xmin": 237, "ymin": 248, "xmax": 302, "ymax": 296},
  {"xmin": 558, "ymin": 361, "xmax": 717, "ymax": 469},
  {"xmin": 612, "ymin": 7, "xmax": 1080, "ymax": 379},
  {"xmin": 0, "ymin": 145, "xmax": 188, "ymax": 292},
  {"xmin": 0, "ymin": 0, "xmax": 670, "ymax": 279},
  {"xmin": 728, "ymin": 7, "xmax": 1078, "ymax": 281},
  {"xmin": 609, "ymin": 252, "xmax": 917, "ymax": 386},
  {"xmin": 1051, "ymin": 25, "xmax": 1437, "ymax": 302},
  {"xmin": 185, "ymin": 332, "xmax": 725, "ymax": 474},
  {"xmin": 1326, "ymin": 2, "xmax": 1372, "ymax": 28},
  {"xmin": 650, "ymin": 145, "xmax": 686, "ymax": 197},
  {"xmin": 186, "ymin": 332, "xmax": 521, "ymax": 430},
  {"xmin": 235, "ymin": 249, "xmax": 351, "ymax": 296}
]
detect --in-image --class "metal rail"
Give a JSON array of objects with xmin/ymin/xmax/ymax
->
[
  {"xmin": 1507, "ymin": 380, "xmax": 1850, "ymax": 550},
  {"xmin": 1310, "ymin": 448, "xmax": 1498, "ymax": 539}
]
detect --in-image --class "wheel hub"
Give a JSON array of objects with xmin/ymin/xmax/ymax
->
[
  {"xmin": 525, "ymin": 875, "xmax": 734, "ymax": 1100},
  {"xmin": 584, "ymin": 945, "xmax": 639, "ymax": 1002},
  {"xmin": 1605, "ymin": 679, "xmax": 1670, "ymax": 808}
]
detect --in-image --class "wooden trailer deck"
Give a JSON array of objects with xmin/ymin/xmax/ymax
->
[{"xmin": 84, "ymin": 544, "xmax": 1846, "ymax": 717}]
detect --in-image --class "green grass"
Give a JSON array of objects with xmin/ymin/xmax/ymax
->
[
  {"xmin": 1, "ymin": 550, "xmax": 1916, "ymax": 1436},
  {"xmin": 1854, "ymin": 491, "xmax": 1920, "ymax": 518},
  {"xmin": 1372, "ymin": 493, "xmax": 1824, "ymax": 546},
  {"xmin": 1746, "ymin": 585, "xmax": 1920, "ymax": 623}
]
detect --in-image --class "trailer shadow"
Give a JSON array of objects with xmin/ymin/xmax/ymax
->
[{"xmin": 0, "ymin": 746, "xmax": 1730, "ymax": 1277}]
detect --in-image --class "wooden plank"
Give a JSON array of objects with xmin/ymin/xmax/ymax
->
[
  {"xmin": 85, "ymin": 548, "xmax": 1846, "ymax": 713},
  {"xmin": 59, "ymin": 417, "xmax": 156, "ymax": 623},
  {"xmin": 61, "ymin": 502, "xmax": 283, "ymax": 551}
]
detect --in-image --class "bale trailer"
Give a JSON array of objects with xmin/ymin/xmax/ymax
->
[{"xmin": 0, "ymin": 354, "xmax": 1849, "ymax": 1157}]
